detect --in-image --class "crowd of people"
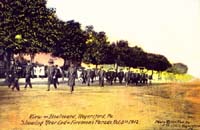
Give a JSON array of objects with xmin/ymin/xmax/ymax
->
[{"xmin": 5, "ymin": 59, "xmax": 152, "ymax": 94}]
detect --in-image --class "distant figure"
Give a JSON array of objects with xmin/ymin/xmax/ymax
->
[
  {"xmin": 47, "ymin": 59, "xmax": 57, "ymax": 91},
  {"xmin": 68, "ymin": 63, "xmax": 77, "ymax": 94},
  {"xmin": 86, "ymin": 66, "xmax": 91, "ymax": 86},
  {"xmin": 80, "ymin": 69, "xmax": 87, "ymax": 84},
  {"xmin": 106, "ymin": 68, "xmax": 115, "ymax": 85},
  {"xmin": 94, "ymin": 68, "xmax": 99, "ymax": 80},
  {"xmin": 90, "ymin": 69, "xmax": 96, "ymax": 83},
  {"xmin": 54, "ymin": 65, "xmax": 60, "ymax": 85},
  {"xmin": 118, "ymin": 69, "xmax": 124, "ymax": 84},
  {"xmin": 7, "ymin": 60, "xmax": 15, "ymax": 88},
  {"xmin": 24, "ymin": 60, "xmax": 33, "ymax": 89},
  {"xmin": 125, "ymin": 68, "xmax": 131, "ymax": 86},
  {"xmin": 11, "ymin": 60, "xmax": 20, "ymax": 91},
  {"xmin": 99, "ymin": 66, "xmax": 105, "ymax": 87},
  {"xmin": 148, "ymin": 75, "xmax": 153, "ymax": 85}
]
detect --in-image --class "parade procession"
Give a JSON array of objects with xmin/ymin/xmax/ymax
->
[{"xmin": 0, "ymin": 52, "xmax": 153, "ymax": 94}]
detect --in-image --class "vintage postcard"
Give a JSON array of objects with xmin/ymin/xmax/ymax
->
[{"xmin": 0, "ymin": 0, "xmax": 200, "ymax": 130}]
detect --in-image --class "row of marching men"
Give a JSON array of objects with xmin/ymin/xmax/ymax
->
[
  {"xmin": 80, "ymin": 67, "xmax": 152, "ymax": 86},
  {"xmin": 5, "ymin": 59, "xmax": 104, "ymax": 93},
  {"xmin": 6, "ymin": 60, "xmax": 33, "ymax": 91},
  {"xmin": 5, "ymin": 59, "xmax": 152, "ymax": 93},
  {"xmin": 6, "ymin": 59, "xmax": 62, "ymax": 92}
]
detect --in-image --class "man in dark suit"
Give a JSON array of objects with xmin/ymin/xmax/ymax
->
[
  {"xmin": 125, "ymin": 68, "xmax": 131, "ymax": 86},
  {"xmin": 118, "ymin": 69, "xmax": 124, "ymax": 84},
  {"xmin": 90, "ymin": 69, "xmax": 95, "ymax": 83},
  {"xmin": 80, "ymin": 69, "xmax": 87, "ymax": 84},
  {"xmin": 11, "ymin": 60, "xmax": 20, "ymax": 91},
  {"xmin": 24, "ymin": 60, "xmax": 33, "ymax": 89},
  {"xmin": 99, "ymin": 66, "xmax": 105, "ymax": 87},
  {"xmin": 86, "ymin": 66, "xmax": 91, "ymax": 86},
  {"xmin": 106, "ymin": 68, "xmax": 115, "ymax": 85},
  {"xmin": 7, "ymin": 60, "xmax": 15, "ymax": 88},
  {"xmin": 47, "ymin": 59, "xmax": 57, "ymax": 91},
  {"xmin": 68, "ymin": 63, "xmax": 77, "ymax": 94},
  {"xmin": 54, "ymin": 65, "xmax": 60, "ymax": 85}
]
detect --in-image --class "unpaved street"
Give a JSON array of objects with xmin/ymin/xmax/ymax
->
[{"xmin": 0, "ymin": 82, "xmax": 200, "ymax": 130}]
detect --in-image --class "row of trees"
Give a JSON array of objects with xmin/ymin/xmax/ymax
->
[
  {"xmin": 82, "ymin": 28, "xmax": 172, "ymax": 72},
  {"xmin": 1, "ymin": 0, "xmax": 186, "ymax": 74}
]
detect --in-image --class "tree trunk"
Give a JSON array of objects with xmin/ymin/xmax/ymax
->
[
  {"xmin": 115, "ymin": 63, "xmax": 118, "ymax": 73},
  {"xmin": 63, "ymin": 58, "xmax": 71, "ymax": 70},
  {"xmin": 151, "ymin": 70, "xmax": 153, "ymax": 75},
  {"xmin": 158, "ymin": 71, "xmax": 162, "ymax": 80},
  {"xmin": 151, "ymin": 70, "xmax": 154, "ymax": 78},
  {"xmin": 63, "ymin": 59, "xmax": 66, "ymax": 67},
  {"xmin": 30, "ymin": 53, "xmax": 35, "ymax": 63}
]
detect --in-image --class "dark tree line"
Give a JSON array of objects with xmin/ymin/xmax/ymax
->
[
  {"xmin": 83, "ymin": 38, "xmax": 171, "ymax": 72},
  {"xmin": 1, "ymin": 0, "xmax": 174, "ymax": 73}
]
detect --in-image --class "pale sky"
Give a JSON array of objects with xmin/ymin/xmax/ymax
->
[{"xmin": 47, "ymin": 0, "xmax": 200, "ymax": 78}]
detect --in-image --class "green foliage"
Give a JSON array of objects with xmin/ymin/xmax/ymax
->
[
  {"xmin": 52, "ymin": 20, "xmax": 87, "ymax": 63},
  {"xmin": 113, "ymin": 40, "xmax": 129, "ymax": 66},
  {"xmin": 145, "ymin": 53, "xmax": 172, "ymax": 71},
  {"xmin": 0, "ymin": 0, "xmax": 59, "ymax": 54},
  {"xmin": 107, "ymin": 40, "xmax": 147, "ymax": 68},
  {"xmin": 83, "ymin": 26, "xmax": 110, "ymax": 65}
]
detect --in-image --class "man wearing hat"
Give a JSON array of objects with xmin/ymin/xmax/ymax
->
[
  {"xmin": 7, "ymin": 60, "xmax": 15, "ymax": 88},
  {"xmin": 11, "ymin": 59, "xmax": 21, "ymax": 91},
  {"xmin": 86, "ymin": 65, "xmax": 91, "ymax": 86},
  {"xmin": 99, "ymin": 66, "xmax": 105, "ymax": 87},
  {"xmin": 68, "ymin": 63, "xmax": 77, "ymax": 94},
  {"xmin": 80, "ymin": 68, "xmax": 87, "ymax": 84},
  {"xmin": 24, "ymin": 60, "xmax": 33, "ymax": 89},
  {"xmin": 108, "ymin": 68, "xmax": 115, "ymax": 85},
  {"xmin": 47, "ymin": 59, "xmax": 57, "ymax": 91},
  {"xmin": 125, "ymin": 68, "xmax": 131, "ymax": 86},
  {"xmin": 118, "ymin": 68, "xmax": 124, "ymax": 84}
]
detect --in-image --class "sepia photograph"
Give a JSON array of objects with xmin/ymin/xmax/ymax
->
[{"xmin": 0, "ymin": 0, "xmax": 200, "ymax": 130}]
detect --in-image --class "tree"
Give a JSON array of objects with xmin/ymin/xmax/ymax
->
[
  {"xmin": 114, "ymin": 40, "xmax": 129, "ymax": 67},
  {"xmin": 83, "ymin": 26, "xmax": 110, "ymax": 68},
  {"xmin": 0, "ymin": 0, "xmax": 61, "ymax": 62},
  {"xmin": 145, "ymin": 53, "xmax": 172, "ymax": 78},
  {"xmin": 52, "ymin": 20, "xmax": 88, "ymax": 68},
  {"xmin": 111, "ymin": 40, "xmax": 146, "ymax": 71},
  {"xmin": 145, "ymin": 53, "xmax": 171, "ymax": 71},
  {"xmin": 126, "ymin": 46, "xmax": 146, "ymax": 68},
  {"xmin": 105, "ymin": 43, "xmax": 117, "ymax": 65}
]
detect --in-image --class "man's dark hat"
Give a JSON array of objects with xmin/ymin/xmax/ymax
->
[{"xmin": 48, "ymin": 59, "xmax": 54, "ymax": 64}]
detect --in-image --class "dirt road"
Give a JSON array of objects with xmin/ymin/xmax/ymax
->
[{"xmin": 0, "ymin": 82, "xmax": 200, "ymax": 130}]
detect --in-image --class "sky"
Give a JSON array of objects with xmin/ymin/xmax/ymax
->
[{"xmin": 47, "ymin": 0, "xmax": 200, "ymax": 78}]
